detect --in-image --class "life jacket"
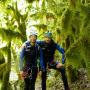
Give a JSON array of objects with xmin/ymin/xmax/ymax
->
[{"xmin": 24, "ymin": 41, "xmax": 39, "ymax": 67}]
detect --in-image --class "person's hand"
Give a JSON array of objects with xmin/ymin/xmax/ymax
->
[
  {"xmin": 47, "ymin": 67, "xmax": 51, "ymax": 72},
  {"xmin": 38, "ymin": 71, "xmax": 42, "ymax": 76},
  {"xmin": 19, "ymin": 71, "xmax": 23, "ymax": 80},
  {"xmin": 47, "ymin": 65, "xmax": 51, "ymax": 72},
  {"xmin": 56, "ymin": 63, "xmax": 64, "ymax": 69}
]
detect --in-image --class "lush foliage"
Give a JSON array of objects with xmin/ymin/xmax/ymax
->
[{"xmin": 0, "ymin": 0, "xmax": 90, "ymax": 89}]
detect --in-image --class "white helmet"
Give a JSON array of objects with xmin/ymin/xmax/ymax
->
[{"xmin": 28, "ymin": 27, "xmax": 38, "ymax": 36}]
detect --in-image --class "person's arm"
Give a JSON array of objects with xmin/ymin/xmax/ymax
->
[
  {"xmin": 55, "ymin": 43, "xmax": 66, "ymax": 64},
  {"xmin": 37, "ymin": 41, "xmax": 45, "ymax": 71},
  {"xmin": 39, "ymin": 48, "xmax": 45, "ymax": 71},
  {"xmin": 36, "ymin": 40, "xmax": 44, "ymax": 45},
  {"xmin": 20, "ymin": 44, "xmax": 25, "ymax": 71}
]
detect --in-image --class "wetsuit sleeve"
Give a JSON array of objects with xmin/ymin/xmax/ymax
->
[
  {"xmin": 20, "ymin": 44, "xmax": 25, "ymax": 71},
  {"xmin": 55, "ymin": 43, "xmax": 65, "ymax": 54},
  {"xmin": 39, "ymin": 48, "xmax": 45, "ymax": 70},
  {"xmin": 55, "ymin": 43, "xmax": 66, "ymax": 64},
  {"xmin": 36, "ymin": 40, "xmax": 44, "ymax": 45}
]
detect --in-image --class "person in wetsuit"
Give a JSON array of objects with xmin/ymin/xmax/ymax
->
[{"xmin": 37, "ymin": 31, "xmax": 70, "ymax": 90}]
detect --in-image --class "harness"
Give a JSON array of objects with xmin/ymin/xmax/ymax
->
[{"xmin": 22, "ymin": 65, "xmax": 38, "ymax": 79}]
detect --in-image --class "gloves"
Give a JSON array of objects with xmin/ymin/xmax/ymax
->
[{"xmin": 62, "ymin": 54, "xmax": 66, "ymax": 64}]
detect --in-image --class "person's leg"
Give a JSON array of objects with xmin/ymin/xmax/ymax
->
[
  {"xmin": 41, "ymin": 70, "xmax": 47, "ymax": 90},
  {"xmin": 48, "ymin": 62, "xmax": 70, "ymax": 90},
  {"xmin": 40, "ymin": 60, "xmax": 47, "ymax": 90},
  {"xmin": 58, "ymin": 66, "xmax": 70, "ymax": 90},
  {"xmin": 24, "ymin": 78, "xmax": 30, "ymax": 90},
  {"xmin": 30, "ymin": 67, "xmax": 38, "ymax": 90}
]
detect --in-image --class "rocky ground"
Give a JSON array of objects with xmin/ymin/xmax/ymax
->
[
  {"xmin": 35, "ymin": 68, "xmax": 90, "ymax": 90},
  {"xmin": 8, "ymin": 68, "xmax": 90, "ymax": 90}
]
